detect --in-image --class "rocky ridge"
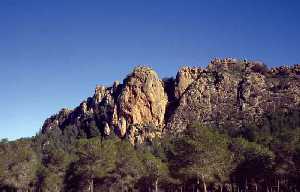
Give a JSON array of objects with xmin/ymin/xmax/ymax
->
[{"xmin": 42, "ymin": 59, "xmax": 300, "ymax": 144}]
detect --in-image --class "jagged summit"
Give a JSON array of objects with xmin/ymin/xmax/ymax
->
[{"xmin": 42, "ymin": 59, "xmax": 300, "ymax": 144}]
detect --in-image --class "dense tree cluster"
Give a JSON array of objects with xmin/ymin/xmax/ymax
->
[{"xmin": 0, "ymin": 108, "xmax": 299, "ymax": 192}]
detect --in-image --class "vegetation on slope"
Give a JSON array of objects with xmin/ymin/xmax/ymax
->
[{"xmin": 0, "ymin": 108, "xmax": 300, "ymax": 192}]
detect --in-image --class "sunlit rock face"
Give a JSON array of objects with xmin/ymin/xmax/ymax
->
[
  {"xmin": 167, "ymin": 60, "xmax": 300, "ymax": 133},
  {"xmin": 115, "ymin": 66, "xmax": 168, "ymax": 136},
  {"xmin": 174, "ymin": 66, "xmax": 204, "ymax": 99},
  {"xmin": 42, "ymin": 66, "xmax": 168, "ymax": 143},
  {"xmin": 42, "ymin": 59, "xmax": 300, "ymax": 144}
]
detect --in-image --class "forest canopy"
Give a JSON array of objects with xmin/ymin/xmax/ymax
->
[{"xmin": 0, "ymin": 107, "xmax": 299, "ymax": 192}]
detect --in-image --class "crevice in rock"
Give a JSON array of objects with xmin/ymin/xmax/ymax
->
[{"xmin": 162, "ymin": 77, "xmax": 179, "ymax": 126}]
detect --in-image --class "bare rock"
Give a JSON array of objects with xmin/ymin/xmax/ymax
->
[
  {"xmin": 115, "ymin": 66, "xmax": 168, "ymax": 136},
  {"xmin": 167, "ymin": 59, "xmax": 300, "ymax": 133},
  {"xmin": 174, "ymin": 66, "xmax": 204, "ymax": 99},
  {"xmin": 103, "ymin": 122, "xmax": 111, "ymax": 136},
  {"xmin": 41, "ymin": 59, "xmax": 300, "ymax": 144}
]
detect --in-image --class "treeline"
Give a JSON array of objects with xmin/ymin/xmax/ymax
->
[{"xmin": 0, "ymin": 109, "xmax": 300, "ymax": 192}]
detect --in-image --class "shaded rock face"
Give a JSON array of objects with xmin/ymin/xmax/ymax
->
[{"xmin": 42, "ymin": 60, "xmax": 300, "ymax": 144}]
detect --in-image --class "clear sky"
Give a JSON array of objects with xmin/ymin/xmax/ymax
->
[{"xmin": 1, "ymin": 0, "xmax": 300, "ymax": 140}]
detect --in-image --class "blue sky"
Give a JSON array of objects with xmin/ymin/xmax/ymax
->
[{"xmin": 1, "ymin": 0, "xmax": 300, "ymax": 140}]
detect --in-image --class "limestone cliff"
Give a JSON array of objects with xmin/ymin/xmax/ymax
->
[
  {"xmin": 42, "ymin": 59, "xmax": 300, "ymax": 144},
  {"xmin": 42, "ymin": 66, "xmax": 168, "ymax": 144}
]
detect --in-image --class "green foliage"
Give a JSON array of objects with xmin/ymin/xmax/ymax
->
[
  {"xmin": 1, "ymin": 112, "xmax": 299, "ymax": 192},
  {"xmin": 75, "ymin": 138, "xmax": 117, "ymax": 178},
  {"xmin": 36, "ymin": 166, "xmax": 63, "ymax": 192},
  {"xmin": 230, "ymin": 138, "xmax": 274, "ymax": 182},
  {"xmin": 168, "ymin": 124, "xmax": 233, "ymax": 183},
  {"xmin": 65, "ymin": 138, "xmax": 117, "ymax": 191},
  {"xmin": 43, "ymin": 147, "xmax": 72, "ymax": 169},
  {"xmin": 106, "ymin": 140, "xmax": 145, "ymax": 191},
  {"xmin": 141, "ymin": 150, "xmax": 169, "ymax": 189},
  {"xmin": 231, "ymin": 137, "xmax": 274, "ymax": 160},
  {"xmin": 36, "ymin": 144, "xmax": 73, "ymax": 191},
  {"xmin": 0, "ymin": 139, "xmax": 39, "ymax": 190}
]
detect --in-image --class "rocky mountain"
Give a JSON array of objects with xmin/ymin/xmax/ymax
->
[
  {"xmin": 1, "ymin": 58, "xmax": 300, "ymax": 192},
  {"xmin": 42, "ymin": 58, "xmax": 300, "ymax": 144}
]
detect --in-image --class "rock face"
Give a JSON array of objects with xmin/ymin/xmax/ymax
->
[
  {"xmin": 168, "ymin": 59, "xmax": 300, "ymax": 133},
  {"xmin": 42, "ymin": 59, "xmax": 300, "ymax": 144},
  {"xmin": 42, "ymin": 66, "xmax": 168, "ymax": 143},
  {"xmin": 116, "ymin": 66, "xmax": 168, "ymax": 136},
  {"xmin": 174, "ymin": 66, "xmax": 204, "ymax": 99}
]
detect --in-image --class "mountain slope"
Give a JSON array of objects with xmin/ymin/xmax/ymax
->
[{"xmin": 42, "ymin": 59, "xmax": 300, "ymax": 144}]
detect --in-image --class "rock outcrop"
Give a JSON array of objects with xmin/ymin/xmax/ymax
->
[
  {"xmin": 42, "ymin": 66, "xmax": 168, "ymax": 143},
  {"xmin": 42, "ymin": 59, "xmax": 300, "ymax": 144},
  {"xmin": 168, "ymin": 60, "xmax": 300, "ymax": 133},
  {"xmin": 115, "ymin": 66, "xmax": 168, "ymax": 137}
]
